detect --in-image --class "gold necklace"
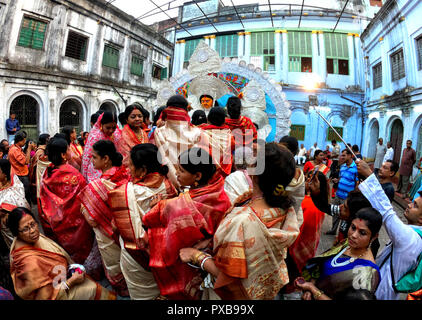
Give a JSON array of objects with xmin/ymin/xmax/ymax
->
[{"xmin": 347, "ymin": 247, "xmax": 366, "ymax": 263}]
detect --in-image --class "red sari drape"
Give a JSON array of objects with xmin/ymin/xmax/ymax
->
[
  {"xmin": 288, "ymin": 195, "xmax": 325, "ymax": 273},
  {"xmin": 303, "ymin": 161, "xmax": 330, "ymax": 175},
  {"xmin": 142, "ymin": 174, "xmax": 231, "ymax": 299},
  {"xmin": 118, "ymin": 124, "xmax": 149, "ymax": 168},
  {"xmin": 68, "ymin": 141, "xmax": 83, "ymax": 171},
  {"xmin": 225, "ymin": 116, "xmax": 257, "ymax": 149},
  {"xmin": 39, "ymin": 163, "xmax": 94, "ymax": 264},
  {"xmin": 199, "ymin": 124, "xmax": 235, "ymax": 177}
]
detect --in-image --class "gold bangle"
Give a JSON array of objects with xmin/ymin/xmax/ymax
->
[
  {"xmin": 313, "ymin": 289, "xmax": 323, "ymax": 300},
  {"xmin": 192, "ymin": 251, "xmax": 204, "ymax": 265}
]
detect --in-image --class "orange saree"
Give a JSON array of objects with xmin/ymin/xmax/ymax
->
[
  {"xmin": 142, "ymin": 174, "xmax": 231, "ymax": 299},
  {"xmin": 118, "ymin": 125, "xmax": 149, "ymax": 168},
  {"xmin": 68, "ymin": 141, "xmax": 83, "ymax": 171},
  {"xmin": 10, "ymin": 234, "xmax": 116, "ymax": 300},
  {"xmin": 39, "ymin": 164, "xmax": 94, "ymax": 264}
]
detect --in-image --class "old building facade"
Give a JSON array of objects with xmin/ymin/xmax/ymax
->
[{"xmin": 0, "ymin": 0, "xmax": 173, "ymax": 140}]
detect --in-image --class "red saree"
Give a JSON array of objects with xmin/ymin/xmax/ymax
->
[
  {"xmin": 288, "ymin": 195, "xmax": 325, "ymax": 273},
  {"xmin": 68, "ymin": 141, "xmax": 83, "ymax": 171},
  {"xmin": 142, "ymin": 174, "xmax": 231, "ymax": 299},
  {"xmin": 199, "ymin": 124, "xmax": 235, "ymax": 177},
  {"xmin": 118, "ymin": 124, "xmax": 149, "ymax": 168},
  {"xmin": 39, "ymin": 163, "xmax": 94, "ymax": 264},
  {"xmin": 225, "ymin": 116, "xmax": 257, "ymax": 149},
  {"xmin": 303, "ymin": 161, "xmax": 330, "ymax": 175}
]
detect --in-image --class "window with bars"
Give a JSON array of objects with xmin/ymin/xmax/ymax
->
[
  {"xmin": 416, "ymin": 36, "xmax": 422, "ymax": 71},
  {"xmin": 290, "ymin": 125, "xmax": 306, "ymax": 141},
  {"xmin": 102, "ymin": 44, "xmax": 120, "ymax": 69},
  {"xmin": 327, "ymin": 127, "xmax": 343, "ymax": 141},
  {"xmin": 324, "ymin": 33, "xmax": 349, "ymax": 75},
  {"xmin": 288, "ymin": 31, "xmax": 312, "ymax": 72},
  {"xmin": 65, "ymin": 31, "xmax": 88, "ymax": 61},
  {"xmin": 391, "ymin": 49, "xmax": 405, "ymax": 81},
  {"xmin": 373, "ymin": 62, "xmax": 382, "ymax": 89},
  {"xmin": 250, "ymin": 32, "xmax": 275, "ymax": 71},
  {"xmin": 131, "ymin": 55, "xmax": 144, "ymax": 76},
  {"xmin": 17, "ymin": 16, "xmax": 47, "ymax": 50},
  {"xmin": 152, "ymin": 64, "xmax": 167, "ymax": 80},
  {"xmin": 216, "ymin": 34, "xmax": 238, "ymax": 58},
  {"xmin": 184, "ymin": 39, "xmax": 201, "ymax": 62}
]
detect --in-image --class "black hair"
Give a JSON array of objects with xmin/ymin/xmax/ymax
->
[
  {"xmin": 7, "ymin": 207, "xmax": 36, "ymax": 237},
  {"xmin": 0, "ymin": 159, "xmax": 11, "ymax": 181},
  {"xmin": 342, "ymin": 148, "xmax": 353, "ymax": 156},
  {"xmin": 346, "ymin": 190, "xmax": 372, "ymax": 219},
  {"xmin": 153, "ymin": 106, "xmax": 166, "ymax": 126},
  {"xmin": 314, "ymin": 149, "xmax": 324, "ymax": 158},
  {"xmin": 130, "ymin": 143, "xmax": 169, "ymax": 176},
  {"xmin": 53, "ymin": 133, "xmax": 66, "ymax": 141},
  {"xmin": 124, "ymin": 105, "xmax": 144, "ymax": 121},
  {"xmin": 61, "ymin": 126, "xmax": 74, "ymax": 144},
  {"xmin": 207, "ymin": 107, "xmax": 227, "ymax": 127},
  {"xmin": 23, "ymin": 139, "xmax": 34, "ymax": 154},
  {"xmin": 100, "ymin": 111, "xmax": 117, "ymax": 125},
  {"xmin": 386, "ymin": 160, "xmax": 399, "ymax": 175},
  {"xmin": 227, "ymin": 96, "xmax": 241, "ymax": 119},
  {"xmin": 92, "ymin": 140, "xmax": 123, "ymax": 167},
  {"xmin": 118, "ymin": 112, "xmax": 127, "ymax": 126},
  {"xmin": 332, "ymin": 139, "xmax": 337, "ymax": 144},
  {"xmin": 179, "ymin": 147, "xmax": 216, "ymax": 185},
  {"xmin": 14, "ymin": 131, "xmax": 26, "ymax": 144},
  {"xmin": 166, "ymin": 95, "xmax": 188, "ymax": 111},
  {"xmin": 352, "ymin": 144, "xmax": 359, "ymax": 152},
  {"xmin": 91, "ymin": 113, "xmax": 100, "ymax": 125},
  {"xmin": 45, "ymin": 137, "xmax": 68, "ymax": 173},
  {"xmin": 353, "ymin": 207, "xmax": 383, "ymax": 238},
  {"xmin": 38, "ymin": 133, "xmax": 50, "ymax": 146},
  {"xmin": 139, "ymin": 108, "xmax": 150, "ymax": 123},
  {"xmin": 279, "ymin": 136, "xmax": 299, "ymax": 156},
  {"xmin": 77, "ymin": 136, "xmax": 85, "ymax": 147},
  {"xmin": 191, "ymin": 110, "xmax": 207, "ymax": 126},
  {"xmin": 257, "ymin": 143, "xmax": 295, "ymax": 210},
  {"xmin": 1, "ymin": 139, "xmax": 8, "ymax": 145}
]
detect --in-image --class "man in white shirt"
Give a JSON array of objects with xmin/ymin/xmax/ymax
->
[
  {"xmin": 383, "ymin": 141, "xmax": 394, "ymax": 163},
  {"xmin": 357, "ymin": 160, "xmax": 422, "ymax": 300},
  {"xmin": 308, "ymin": 142, "xmax": 320, "ymax": 160},
  {"xmin": 295, "ymin": 144, "xmax": 307, "ymax": 165}
]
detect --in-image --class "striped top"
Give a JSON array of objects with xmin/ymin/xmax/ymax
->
[{"xmin": 336, "ymin": 161, "xmax": 358, "ymax": 200}]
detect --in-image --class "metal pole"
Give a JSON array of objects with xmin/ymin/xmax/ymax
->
[{"xmin": 312, "ymin": 106, "xmax": 359, "ymax": 160}]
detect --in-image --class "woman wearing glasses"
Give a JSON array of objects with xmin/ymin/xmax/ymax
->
[{"xmin": 8, "ymin": 207, "xmax": 115, "ymax": 300}]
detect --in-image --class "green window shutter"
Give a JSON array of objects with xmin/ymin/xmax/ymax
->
[
  {"xmin": 290, "ymin": 125, "xmax": 305, "ymax": 141},
  {"xmin": 131, "ymin": 56, "xmax": 143, "ymax": 76},
  {"xmin": 160, "ymin": 67, "xmax": 167, "ymax": 80},
  {"xmin": 216, "ymin": 34, "xmax": 238, "ymax": 57},
  {"xmin": 325, "ymin": 33, "xmax": 348, "ymax": 59},
  {"xmin": 184, "ymin": 39, "xmax": 200, "ymax": 61},
  {"xmin": 103, "ymin": 45, "xmax": 119, "ymax": 69},
  {"xmin": 327, "ymin": 127, "xmax": 343, "ymax": 141},
  {"xmin": 288, "ymin": 31, "xmax": 312, "ymax": 72},
  {"xmin": 18, "ymin": 17, "xmax": 46, "ymax": 50}
]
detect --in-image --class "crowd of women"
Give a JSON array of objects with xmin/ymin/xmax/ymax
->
[{"xmin": 0, "ymin": 94, "xmax": 421, "ymax": 301}]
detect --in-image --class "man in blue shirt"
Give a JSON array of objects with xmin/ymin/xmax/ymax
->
[
  {"xmin": 5, "ymin": 112, "xmax": 21, "ymax": 144},
  {"xmin": 326, "ymin": 148, "xmax": 358, "ymax": 235}
]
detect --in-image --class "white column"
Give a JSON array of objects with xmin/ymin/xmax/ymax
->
[
  {"xmin": 311, "ymin": 31, "xmax": 319, "ymax": 75},
  {"xmin": 318, "ymin": 31, "xmax": 327, "ymax": 84},
  {"xmin": 354, "ymin": 34, "xmax": 363, "ymax": 88},
  {"xmin": 210, "ymin": 35, "xmax": 216, "ymax": 50},
  {"xmin": 237, "ymin": 32, "xmax": 245, "ymax": 59},
  {"xmin": 347, "ymin": 33, "xmax": 356, "ymax": 85},
  {"xmin": 179, "ymin": 40, "xmax": 186, "ymax": 71},
  {"xmin": 172, "ymin": 41, "xmax": 181, "ymax": 75},
  {"xmin": 244, "ymin": 32, "xmax": 251, "ymax": 64},
  {"xmin": 203, "ymin": 36, "xmax": 210, "ymax": 46},
  {"xmin": 119, "ymin": 35, "xmax": 131, "ymax": 82},
  {"xmin": 281, "ymin": 31, "xmax": 288, "ymax": 82},
  {"xmin": 274, "ymin": 31, "xmax": 282, "ymax": 81}
]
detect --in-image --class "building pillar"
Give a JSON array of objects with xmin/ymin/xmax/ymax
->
[
  {"xmin": 172, "ymin": 41, "xmax": 181, "ymax": 75},
  {"xmin": 318, "ymin": 31, "xmax": 327, "ymax": 84},
  {"xmin": 347, "ymin": 33, "xmax": 356, "ymax": 85},
  {"xmin": 244, "ymin": 32, "xmax": 251, "ymax": 64},
  {"xmin": 88, "ymin": 20, "xmax": 105, "ymax": 77},
  {"xmin": 179, "ymin": 40, "xmax": 186, "ymax": 71},
  {"xmin": 204, "ymin": 35, "xmax": 210, "ymax": 47},
  {"xmin": 274, "ymin": 30, "xmax": 282, "ymax": 81},
  {"xmin": 119, "ymin": 35, "xmax": 131, "ymax": 82},
  {"xmin": 210, "ymin": 35, "xmax": 216, "ymax": 50},
  {"xmin": 281, "ymin": 30, "xmax": 288, "ymax": 83},
  {"xmin": 237, "ymin": 32, "xmax": 245, "ymax": 59},
  {"xmin": 354, "ymin": 34, "xmax": 363, "ymax": 89},
  {"xmin": 311, "ymin": 31, "xmax": 319, "ymax": 75}
]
